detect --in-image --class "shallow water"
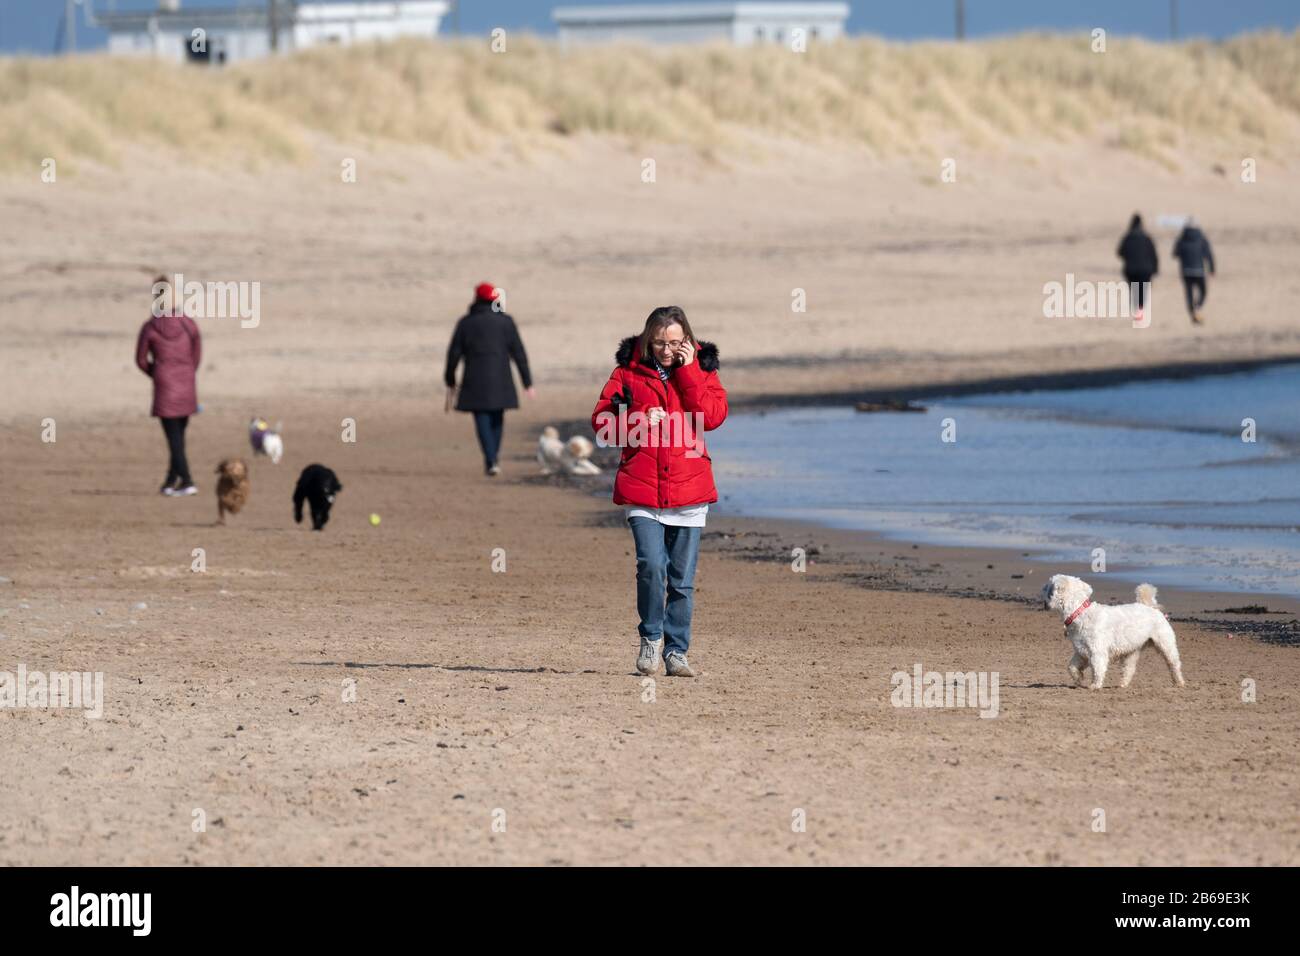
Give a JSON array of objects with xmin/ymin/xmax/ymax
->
[{"xmin": 710, "ymin": 363, "xmax": 1300, "ymax": 597}]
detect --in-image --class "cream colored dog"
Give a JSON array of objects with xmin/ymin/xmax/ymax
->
[
  {"xmin": 1042, "ymin": 574, "xmax": 1185, "ymax": 689},
  {"xmin": 537, "ymin": 426, "xmax": 601, "ymax": 476}
]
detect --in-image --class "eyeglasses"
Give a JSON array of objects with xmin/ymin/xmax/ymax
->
[{"xmin": 651, "ymin": 339, "xmax": 684, "ymax": 350}]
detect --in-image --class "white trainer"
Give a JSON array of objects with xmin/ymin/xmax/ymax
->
[
  {"xmin": 636, "ymin": 637, "xmax": 664, "ymax": 675},
  {"xmin": 664, "ymin": 651, "xmax": 696, "ymax": 678}
]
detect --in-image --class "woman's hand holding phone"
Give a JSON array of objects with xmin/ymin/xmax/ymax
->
[{"xmin": 673, "ymin": 340, "xmax": 696, "ymax": 367}]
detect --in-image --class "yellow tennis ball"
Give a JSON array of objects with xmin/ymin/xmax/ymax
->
[{"xmin": 369, "ymin": 513, "xmax": 381, "ymax": 526}]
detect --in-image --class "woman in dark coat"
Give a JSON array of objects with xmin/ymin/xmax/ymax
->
[
  {"xmin": 1116, "ymin": 213, "xmax": 1158, "ymax": 316},
  {"xmin": 444, "ymin": 283, "xmax": 534, "ymax": 476},
  {"xmin": 136, "ymin": 275, "xmax": 202, "ymax": 496}
]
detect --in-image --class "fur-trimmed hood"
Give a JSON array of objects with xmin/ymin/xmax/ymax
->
[{"xmin": 615, "ymin": 334, "xmax": 719, "ymax": 373}]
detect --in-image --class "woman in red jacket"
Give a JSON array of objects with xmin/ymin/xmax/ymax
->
[
  {"xmin": 591, "ymin": 306, "xmax": 728, "ymax": 678},
  {"xmin": 136, "ymin": 276, "xmax": 202, "ymax": 496}
]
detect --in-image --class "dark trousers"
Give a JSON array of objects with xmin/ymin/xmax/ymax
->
[
  {"xmin": 160, "ymin": 416, "xmax": 192, "ymax": 488},
  {"xmin": 1182, "ymin": 275, "xmax": 1207, "ymax": 318},
  {"xmin": 1125, "ymin": 274, "xmax": 1152, "ymax": 309},
  {"xmin": 472, "ymin": 410, "xmax": 505, "ymax": 469}
]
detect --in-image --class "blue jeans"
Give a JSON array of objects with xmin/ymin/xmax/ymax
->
[
  {"xmin": 628, "ymin": 516, "xmax": 701, "ymax": 657},
  {"xmin": 472, "ymin": 410, "xmax": 504, "ymax": 469}
]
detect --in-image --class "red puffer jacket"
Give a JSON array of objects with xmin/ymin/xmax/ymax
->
[
  {"xmin": 590, "ymin": 333, "xmax": 728, "ymax": 508},
  {"xmin": 135, "ymin": 312, "xmax": 202, "ymax": 418}
]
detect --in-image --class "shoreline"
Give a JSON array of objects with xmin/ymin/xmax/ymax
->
[
  {"xmin": 699, "ymin": 511, "xmax": 1300, "ymax": 646},
  {"xmin": 563, "ymin": 478, "xmax": 1300, "ymax": 646},
  {"xmin": 555, "ymin": 350, "xmax": 1300, "ymax": 645},
  {"xmin": 726, "ymin": 354, "xmax": 1300, "ymax": 412}
]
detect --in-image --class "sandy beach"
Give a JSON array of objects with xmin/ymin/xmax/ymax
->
[
  {"xmin": 2, "ymin": 388, "xmax": 1298, "ymax": 864},
  {"xmin": 3, "ymin": 37, "xmax": 1299, "ymax": 866}
]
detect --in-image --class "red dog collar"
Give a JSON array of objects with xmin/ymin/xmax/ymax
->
[{"xmin": 1064, "ymin": 599, "xmax": 1092, "ymax": 628}]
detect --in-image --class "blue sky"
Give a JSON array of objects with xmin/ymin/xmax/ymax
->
[{"xmin": 3, "ymin": 0, "xmax": 1299, "ymax": 55}]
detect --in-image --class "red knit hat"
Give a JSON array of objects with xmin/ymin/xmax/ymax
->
[{"xmin": 475, "ymin": 282, "xmax": 500, "ymax": 302}]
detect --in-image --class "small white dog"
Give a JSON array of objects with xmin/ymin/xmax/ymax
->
[
  {"xmin": 1042, "ymin": 574, "xmax": 1185, "ymax": 689},
  {"xmin": 562, "ymin": 435, "xmax": 601, "ymax": 476},
  {"xmin": 249, "ymin": 417, "xmax": 283, "ymax": 464},
  {"xmin": 537, "ymin": 426, "xmax": 565, "ymax": 472},
  {"xmin": 537, "ymin": 426, "xmax": 601, "ymax": 476}
]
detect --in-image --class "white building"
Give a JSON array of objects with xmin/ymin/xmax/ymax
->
[
  {"xmin": 94, "ymin": 2, "xmax": 449, "ymax": 65},
  {"xmin": 553, "ymin": 3, "xmax": 850, "ymax": 47}
]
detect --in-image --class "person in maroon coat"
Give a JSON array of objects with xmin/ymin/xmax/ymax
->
[{"xmin": 136, "ymin": 276, "xmax": 202, "ymax": 496}]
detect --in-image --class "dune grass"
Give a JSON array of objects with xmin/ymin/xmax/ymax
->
[{"xmin": 2, "ymin": 31, "xmax": 1298, "ymax": 174}]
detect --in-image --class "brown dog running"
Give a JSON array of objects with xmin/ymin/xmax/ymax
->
[{"xmin": 215, "ymin": 458, "xmax": 250, "ymax": 525}]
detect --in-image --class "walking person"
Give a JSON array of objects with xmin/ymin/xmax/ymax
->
[
  {"xmin": 590, "ymin": 306, "xmax": 728, "ymax": 678},
  {"xmin": 444, "ymin": 282, "xmax": 534, "ymax": 476},
  {"xmin": 1116, "ymin": 212, "xmax": 1158, "ymax": 319},
  {"xmin": 136, "ymin": 275, "xmax": 202, "ymax": 496},
  {"xmin": 1173, "ymin": 216, "xmax": 1216, "ymax": 325}
]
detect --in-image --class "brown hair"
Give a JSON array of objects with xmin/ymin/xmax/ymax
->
[{"xmin": 637, "ymin": 306, "xmax": 695, "ymax": 364}]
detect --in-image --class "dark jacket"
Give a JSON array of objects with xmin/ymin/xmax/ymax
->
[
  {"xmin": 135, "ymin": 312, "xmax": 201, "ymax": 418},
  {"xmin": 444, "ymin": 301, "xmax": 532, "ymax": 411},
  {"xmin": 1173, "ymin": 227, "xmax": 1215, "ymax": 278},
  {"xmin": 1117, "ymin": 227, "xmax": 1158, "ymax": 279}
]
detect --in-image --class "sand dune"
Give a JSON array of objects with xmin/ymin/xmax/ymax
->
[{"xmin": 4, "ymin": 33, "xmax": 1300, "ymax": 174}]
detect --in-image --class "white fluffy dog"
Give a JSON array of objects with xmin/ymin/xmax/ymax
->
[
  {"xmin": 537, "ymin": 426, "xmax": 601, "ymax": 476},
  {"xmin": 537, "ymin": 426, "xmax": 565, "ymax": 473},
  {"xmin": 1042, "ymin": 574, "xmax": 1185, "ymax": 689},
  {"xmin": 562, "ymin": 435, "xmax": 601, "ymax": 476}
]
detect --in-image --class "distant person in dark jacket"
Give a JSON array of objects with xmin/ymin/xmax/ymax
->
[
  {"xmin": 1116, "ymin": 213, "xmax": 1158, "ymax": 317},
  {"xmin": 444, "ymin": 283, "xmax": 534, "ymax": 476},
  {"xmin": 136, "ymin": 275, "xmax": 202, "ymax": 496},
  {"xmin": 1173, "ymin": 217, "xmax": 1215, "ymax": 325}
]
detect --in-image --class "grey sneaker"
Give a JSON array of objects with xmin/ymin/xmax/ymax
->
[
  {"xmin": 664, "ymin": 651, "xmax": 696, "ymax": 677},
  {"xmin": 636, "ymin": 636, "xmax": 663, "ymax": 675}
]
